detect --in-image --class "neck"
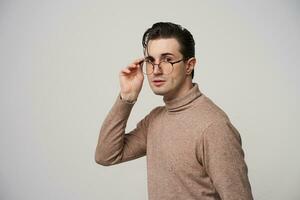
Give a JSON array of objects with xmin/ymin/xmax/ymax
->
[{"xmin": 163, "ymin": 82, "xmax": 202, "ymax": 113}]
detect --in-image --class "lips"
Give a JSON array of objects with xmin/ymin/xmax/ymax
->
[{"xmin": 152, "ymin": 79, "xmax": 166, "ymax": 87}]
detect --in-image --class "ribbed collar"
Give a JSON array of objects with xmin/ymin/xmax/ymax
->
[{"xmin": 163, "ymin": 83, "xmax": 202, "ymax": 113}]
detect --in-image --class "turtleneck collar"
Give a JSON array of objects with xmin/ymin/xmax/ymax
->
[{"xmin": 163, "ymin": 83, "xmax": 202, "ymax": 113}]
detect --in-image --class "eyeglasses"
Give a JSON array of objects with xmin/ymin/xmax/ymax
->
[{"xmin": 142, "ymin": 59, "xmax": 184, "ymax": 75}]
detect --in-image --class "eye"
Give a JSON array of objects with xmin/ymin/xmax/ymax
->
[
  {"xmin": 162, "ymin": 57, "xmax": 173, "ymax": 62},
  {"xmin": 144, "ymin": 58, "xmax": 152, "ymax": 63}
]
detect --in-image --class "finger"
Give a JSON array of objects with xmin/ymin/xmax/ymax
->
[
  {"xmin": 128, "ymin": 64, "xmax": 138, "ymax": 69},
  {"xmin": 128, "ymin": 64, "xmax": 143, "ymax": 73},
  {"xmin": 133, "ymin": 58, "xmax": 144, "ymax": 65},
  {"xmin": 120, "ymin": 68, "xmax": 131, "ymax": 75},
  {"xmin": 120, "ymin": 58, "xmax": 144, "ymax": 75},
  {"xmin": 120, "ymin": 65, "xmax": 138, "ymax": 75}
]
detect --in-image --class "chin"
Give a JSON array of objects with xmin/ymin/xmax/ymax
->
[
  {"xmin": 150, "ymin": 86, "xmax": 168, "ymax": 96},
  {"xmin": 148, "ymin": 80, "xmax": 172, "ymax": 96},
  {"xmin": 152, "ymin": 90, "xmax": 166, "ymax": 96},
  {"xmin": 152, "ymin": 87, "xmax": 174, "ymax": 97}
]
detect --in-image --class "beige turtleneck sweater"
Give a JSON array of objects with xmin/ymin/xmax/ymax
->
[{"xmin": 95, "ymin": 83, "xmax": 253, "ymax": 200}]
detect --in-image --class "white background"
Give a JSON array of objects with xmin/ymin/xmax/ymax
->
[{"xmin": 1, "ymin": 1, "xmax": 299, "ymax": 199}]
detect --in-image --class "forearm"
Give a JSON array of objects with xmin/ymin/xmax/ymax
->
[{"xmin": 95, "ymin": 94, "xmax": 134, "ymax": 166}]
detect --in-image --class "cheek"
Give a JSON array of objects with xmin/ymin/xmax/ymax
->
[
  {"xmin": 146, "ymin": 74, "xmax": 153, "ymax": 83},
  {"xmin": 170, "ymin": 65, "xmax": 186, "ymax": 82}
]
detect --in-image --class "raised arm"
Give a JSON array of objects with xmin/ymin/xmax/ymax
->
[
  {"xmin": 95, "ymin": 58, "xmax": 147, "ymax": 166},
  {"xmin": 95, "ymin": 95, "xmax": 152, "ymax": 166}
]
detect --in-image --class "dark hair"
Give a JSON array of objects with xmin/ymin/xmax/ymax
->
[{"xmin": 142, "ymin": 22, "xmax": 195, "ymax": 79}]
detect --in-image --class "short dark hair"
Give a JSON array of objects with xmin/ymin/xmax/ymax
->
[{"xmin": 142, "ymin": 22, "xmax": 195, "ymax": 79}]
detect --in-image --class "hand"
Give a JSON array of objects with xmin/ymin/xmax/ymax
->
[{"xmin": 119, "ymin": 58, "xmax": 144, "ymax": 101}]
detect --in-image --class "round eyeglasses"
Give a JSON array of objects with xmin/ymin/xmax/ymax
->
[{"xmin": 142, "ymin": 59, "xmax": 184, "ymax": 75}]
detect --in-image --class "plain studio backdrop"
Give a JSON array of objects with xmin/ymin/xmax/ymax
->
[{"xmin": 1, "ymin": 0, "xmax": 299, "ymax": 199}]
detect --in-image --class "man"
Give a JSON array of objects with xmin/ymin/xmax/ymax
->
[{"xmin": 95, "ymin": 22, "xmax": 253, "ymax": 200}]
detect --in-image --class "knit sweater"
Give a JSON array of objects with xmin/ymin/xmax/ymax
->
[{"xmin": 96, "ymin": 83, "xmax": 253, "ymax": 200}]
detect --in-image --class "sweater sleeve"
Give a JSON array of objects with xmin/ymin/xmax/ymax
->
[
  {"xmin": 95, "ymin": 94, "xmax": 151, "ymax": 166},
  {"xmin": 200, "ymin": 120, "xmax": 253, "ymax": 200}
]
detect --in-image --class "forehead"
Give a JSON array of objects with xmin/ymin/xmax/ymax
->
[{"xmin": 146, "ymin": 38, "xmax": 181, "ymax": 58}]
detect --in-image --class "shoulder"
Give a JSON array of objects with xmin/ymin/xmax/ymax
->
[
  {"xmin": 140, "ymin": 105, "xmax": 165, "ymax": 121},
  {"xmin": 147, "ymin": 105, "xmax": 166, "ymax": 118},
  {"xmin": 191, "ymin": 94, "xmax": 231, "ymax": 129},
  {"xmin": 202, "ymin": 119, "xmax": 242, "ymax": 147},
  {"xmin": 192, "ymin": 94, "xmax": 242, "ymax": 141}
]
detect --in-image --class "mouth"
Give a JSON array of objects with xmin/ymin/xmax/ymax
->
[{"xmin": 152, "ymin": 79, "xmax": 166, "ymax": 87}]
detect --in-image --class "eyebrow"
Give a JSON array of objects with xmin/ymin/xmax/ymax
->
[{"xmin": 145, "ymin": 52, "xmax": 175, "ymax": 60}]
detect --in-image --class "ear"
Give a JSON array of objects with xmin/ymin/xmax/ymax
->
[{"xmin": 185, "ymin": 57, "xmax": 196, "ymax": 75}]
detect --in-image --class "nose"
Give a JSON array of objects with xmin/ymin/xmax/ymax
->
[{"xmin": 152, "ymin": 63, "xmax": 163, "ymax": 75}]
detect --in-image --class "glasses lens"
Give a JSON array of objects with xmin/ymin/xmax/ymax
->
[
  {"xmin": 142, "ymin": 61, "xmax": 153, "ymax": 75},
  {"xmin": 159, "ymin": 61, "xmax": 173, "ymax": 75},
  {"xmin": 142, "ymin": 61, "xmax": 174, "ymax": 75}
]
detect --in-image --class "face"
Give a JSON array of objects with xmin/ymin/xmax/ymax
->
[{"xmin": 145, "ymin": 38, "xmax": 194, "ymax": 100}]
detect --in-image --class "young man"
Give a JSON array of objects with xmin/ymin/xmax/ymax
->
[{"xmin": 95, "ymin": 22, "xmax": 253, "ymax": 200}]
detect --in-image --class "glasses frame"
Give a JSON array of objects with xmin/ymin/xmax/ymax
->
[{"xmin": 142, "ymin": 58, "xmax": 184, "ymax": 75}]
